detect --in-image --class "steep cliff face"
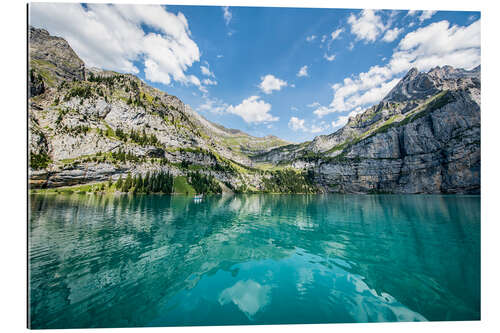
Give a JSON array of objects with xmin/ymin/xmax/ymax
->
[{"xmin": 254, "ymin": 66, "xmax": 480, "ymax": 194}]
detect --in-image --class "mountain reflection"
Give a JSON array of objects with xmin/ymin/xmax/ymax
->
[{"xmin": 29, "ymin": 194, "xmax": 480, "ymax": 328}]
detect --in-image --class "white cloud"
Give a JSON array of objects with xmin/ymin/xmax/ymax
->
[
  {"xmin": 306, "ymin": 35, "xmax": 317, "ymax": 42},
  {"xmin": 316, "ymin": 19, "xmax": 480, "ymax": 118},
  {"xmin": 217, "ymin": 54, "xmax": 224, "ymax": 58},
  {"xmin": 310, "ymin": 122, "xmax": 329, "ymax": 133},
  {"xmin": 29, "ymin": 3, "xmax": 201, "ymax": 87},
  {"xmin": 297, "ymin": 65, "xmax": 309, "ymax": 77},
  {"xmin": 324, "ymin": 53, "xmax": 336, "ymax": 61},
  {"xmin": 202, "ymin": 78, "xmax": 217, "ymax": 85},
  {"xmin": 198, "ymin": 96, "xmax": 227, "ymax": 114},
  {"xmin": 330, "ymin": 28, "xmax": 344, "ymax": 41},
  {"xmin": 321, "ymin": 35, "xmax": 327, "ymax": 43},
  {"xmin": 382, "ymin": 27, "xmax": 403, "ymax": 42},
  {"xmin": 227, "ymin": 96, "xmax": 278, "ymax": 123},
  {"xmin": 200, "ymin": 65, "xmax": 215, "ymax": 77},
  {"xmin": 348, "ymin": 9, "xmax": 387, "ymax": 42},
  {"xmin": 258, "ymin": 74, "xmax": 287, "ymax": 94},
  {"xmin": 348, "ymin": 42, "xmax": 355, "ymax": 51},
  {"xmin": 313, "ymin": 105, "xmax": 336, "ymax": 118},
  {"xmin": 419, "ymin": 10, "xmax": 437, "ymax": 23},
  {"xmin": 407, "ymin": 10, "xmax": 418, "ymax": 16},
  {"xmin": 307, "ymin": 102, "xmax": 320, "ymax": 108},
  {"xmin": 289, "ymin": 117, "xmax": 330, "ymax": 133},
  {"xmin": 222, "ymin": 6, "xmax": 232, "ymax": 26},
  {"xmin": 289, "ymin": 117, "xmax": 307, "ymax": 131}
]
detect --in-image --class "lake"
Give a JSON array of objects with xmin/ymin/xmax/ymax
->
[{"xmin": 28, "ymin": 194, "xmax": 480, "ymax": 328}]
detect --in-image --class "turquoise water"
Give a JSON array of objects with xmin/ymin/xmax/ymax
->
[{"xmin": 28, "ymin": 194, "xmax": 480, "ymax": 328}]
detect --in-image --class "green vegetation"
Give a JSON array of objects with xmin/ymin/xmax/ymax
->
[
  {"xmin": 110, "ymin": 149, "xmax": 144, "ymax": 164},
  {"xmin": 30, "ymin": 152, "xmax": 51, "ymax": 170},
  {"xmin": 187, "ymin": 171, "xmax": 222, "ymax": 194},
  {"xmin": 262, "ymin": 169, "xmax": 317, "ymax": 193},
  {"xmin": 60, "ymin": 125, "xmax": 90, "ymax": 136},
  {"xmin": 64, "ymin": 85, "xmax": 92, "ymax": 101},
  {"xmin": 173, "ymin": 176, "xmax": 196, "ymax": 195},
  {"xmin": 129, "ymin": 129, "xmax": 159, "ymax": 146},
  {"xmin": 30, "ymin": 182, "xmax": 106, "ymax": 195},
  {"xmin": 110, "ymin": 127, "xmax": 159, "ymax": 146},
  {"xmin": 219, "ymin": 134, "xmax": 289, "ymax": 156},
  {"xmin": 30, "ymin": 59, "xmax": 57, "ymax": 87},
  {"xmin": 116, "ymin": 171, "xmax": 174, "ymax": 194}
]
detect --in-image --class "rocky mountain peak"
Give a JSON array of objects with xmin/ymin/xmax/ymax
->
[
  {"xmin": 29, "ymin": 26, "xmax": 86, "ymax": 86},
  {"xmin": 383, "ymin": 67, "xmax": 437, "ymax": 102},
  {"xmin": 404, "ymin": 67, "xmax": 419, "ymax": 80}
]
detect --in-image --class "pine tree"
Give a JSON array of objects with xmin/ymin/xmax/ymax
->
[
  {"xmin": 123, "ymin": 172, "xmax": 133, "ymax": 192},
  {"xmin": 116, "ymin": 175, "xmax": 123, "ymax": 190},
  {"xmin": 143, "ymin": 171, "xmax": 150, "ymax": 193},
  {"xmin": 136, "ymin": 174, "xmax": 144, "ymax": 192}
]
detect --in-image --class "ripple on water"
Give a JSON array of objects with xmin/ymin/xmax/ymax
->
[{"xmin": 29, "ymin": 194, "xmax": 480, "ymax": 328}]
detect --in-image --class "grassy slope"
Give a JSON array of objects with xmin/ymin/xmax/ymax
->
[
  {"xmin": 30, "ymin": 176, "xmax": 199, "ymax": 195},
  {"xmin": 173, "ymin": 176, "xmax": 196, "ymax": 195}
]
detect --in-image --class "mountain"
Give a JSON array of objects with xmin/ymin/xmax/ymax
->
[
  {"xmin": 28, "ymin": 26, "xmax": 294, "ymax": 193},
  {"xmin": 254, "ymin": 65, "xmax": 480, "ymax": 194},
  {"xmin": 28, "ymin": 26, "xmax": 480, "ymax": 194}
]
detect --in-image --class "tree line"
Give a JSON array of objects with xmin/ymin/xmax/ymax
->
[
  {"xmin": 187, "ymin": 171, "xmax": 222, "ymax": 194},
  {"xmin": 115, "ymin": 171, "xmax": 174, "ymax": 194}
]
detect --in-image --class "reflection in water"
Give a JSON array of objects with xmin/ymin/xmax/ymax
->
[
  {"xmin": 28, "ymin": 194, "xmax": 480, "ymax": 328},
  {"xmin": 219, "ymin": 280, "xmax": 271, "ymax": 319}
]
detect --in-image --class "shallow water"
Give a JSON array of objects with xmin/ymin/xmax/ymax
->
[{"xmin": 28, "ymin": 194, "xmax": 480, "ymax": 328}]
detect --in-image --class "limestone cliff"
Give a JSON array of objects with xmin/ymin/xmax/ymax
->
[{"xmin": 254, "ymin": 66, "xmax": 480, "ymax": 194}]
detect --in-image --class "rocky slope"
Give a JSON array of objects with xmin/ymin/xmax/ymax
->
[
  {"xmin": 254, "ymin": 66, "xmax": 480, "ymax": 194},
  {"xmin": 28, "ymin": 26, "xmax": 480, "ymax": 194},
  {"xmin": 28, "ymin": 26, "xmax": 289, "ymax": 192}
]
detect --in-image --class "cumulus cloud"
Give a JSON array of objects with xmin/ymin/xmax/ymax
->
[
  {"xmin": 419, "ymin": 10, "xmax": 437, "ymax": 22},
  {"xmin": 222, "ymin": 6, "xmax": 232, "ymax": 25},
  {"xmin": 259, "ymin": 74, "xmax": 287, "ymax": 94},
  {"xmin": 382, "ymin": 27, "xmax": 403, "ymax": 42},
  {"xmin": 316, "ymin": 19, "xmax": 480, "ymax": 118},
  {"xmin": 348, "ymin": 9, "xmax": 387, "ymax": 42},
  {"xmin": 289, "ymin": 117, "xmax": 307, "ymax": 131},
  {"xmin": 29, "ymin": 3, "xmax": 201, "ymax": 87},
  {"xmin": 297, "ymin": 65, "xmax": 309, "ymax": 77},
  {"xmin": 227, "ymin": 96, "xmax": 278, "ymax": 123}
]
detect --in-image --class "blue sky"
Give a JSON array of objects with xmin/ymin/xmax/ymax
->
[{"xmin": 29, "ymin": 4, "xmax": 480, "ymax": 143}]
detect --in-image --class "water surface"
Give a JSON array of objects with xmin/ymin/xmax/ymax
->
[{"xmin": 29, "ymin": 194, "xmax": 480, "ymax": 328}]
